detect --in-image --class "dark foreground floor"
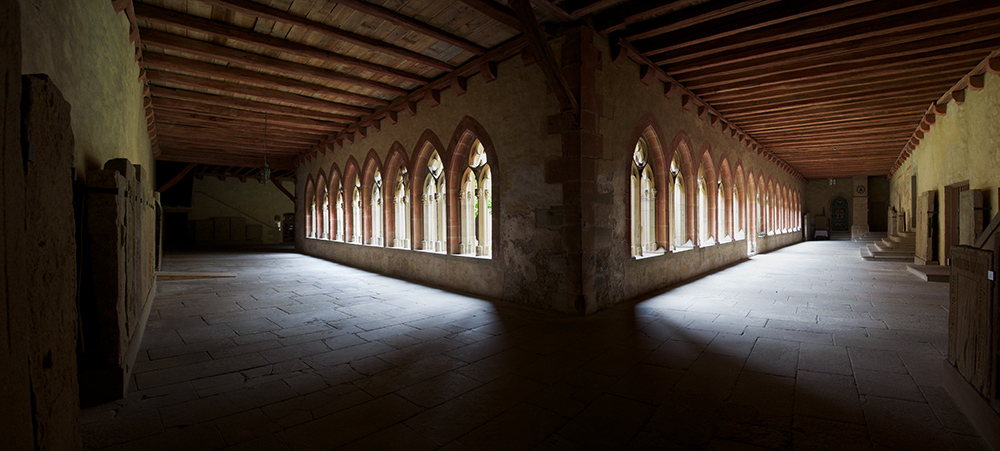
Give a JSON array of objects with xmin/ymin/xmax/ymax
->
[{"xmin": 82, "ymin": 241, "xmax": 985, "ymax": 450}]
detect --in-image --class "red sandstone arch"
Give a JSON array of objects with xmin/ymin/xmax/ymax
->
[
  {"xmin": 315, "ymin": 170, "xmax": 328, "ymax": 239},
  {"xmin": 444, "ymin": 116, "xmax": 499, "ymax": 255},
  {"xmin": 383, "ymin": 141, "xmax": 410, "ymax": 247},
  {"xmin": 360, "ymin": 149, "xmax": 384, "ymax": 245},
  {"xmin": 328, "ymin": 164, "xmax": 342, "ymax": 240},
  {"xmin": 668, "ymin": 131, "xmax": 697, "ymax": 244},
  {"xmin": 342, "ymin": 156, "xmax": 361, "ymax": 243},
  {"xmin": 304, "ymin": 175, "xmax": 315, "ymax": 239},
  {"xmin": 696, "ymin": 144, "xmax": 718, "ymax": 244},
  {"xmin": 410, "ymin": 129, "xmax": 448, "ymax": 249},
  {"xmin": 718, "ymin": 156, "xmax": 733, "ymax": 238},
  {"xmin": 626, "ymin": 114, "xmax": 670, "ymax": 250}
]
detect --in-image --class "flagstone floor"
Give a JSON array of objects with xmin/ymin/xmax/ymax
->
[{"xmin": 82, "ymin": 241, "xmax": 986, "ymax": 450}]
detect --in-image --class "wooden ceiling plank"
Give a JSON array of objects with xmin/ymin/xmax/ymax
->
[
  {"xmin": 196, "ymin": 0, "xmax": 455, "ymax": 71},
  {"xmin": 456, "ymin": 0, "xmax": 521, "ymax": 30},
  {"xmin": 636, "ymin": 0, "xmax": 956, "ymax": 59},
  {"xmin": 150, "ymin": 96, "xmax": 344, "ymax": 131},
  {"xmin": 153, "ymin": 109, "xmax": 334, "ymax": 138},
  {"xmin": 151, "ymin": 86, "xmax": 357, "ymax": 123},
  {"xmin": 626, "ymin": 0, "xmax": 853, "ymax": 44},
  {"xmin": 595, "ymin": 0, "xmax": 720, "ymax": 34},
  {"xmin": 695, "ymin": 52, "xmax": 984, "ymax": 98},
  {"xmin": 156, "ymin": 149, "xmax": 294, "ymax": 169},
  {"xmin": 141, "ymin": 28, "xmax": 410, "ymax": 96},
  {"xmin": 570, "ymin": 0, "xmax": 630, "ymax": 19},
  {"xmin": 702, "ymin": 68, "xmax": 971, "ymax": 105},
  {"xmin": 135, "ymin": 3, "xmax": 430, "ymax": 85},
  {"xmin": 663, "ymin": 11, "xmax": 1000, "ymax": 76},
  {"xmin": 143, "ymin": 51, "xmax": 390, "ymax": 107},
  {"xmin": 333, "ymin": 0, "xmax": 486, "ymax": 54},
  {"xmin": 147, "ymin": 69, "xmax": 371, "ymax": 117},
  {"xmin": 156, "ymin": 133, "xmax": 313, "ymax": 151},
  {"xmin": 713, "ymin": 81, "xmax": 950, "ymax": 115},
  {"xmin": 683, "ymin": 45, "xmax": 988, "ymax": 92}
]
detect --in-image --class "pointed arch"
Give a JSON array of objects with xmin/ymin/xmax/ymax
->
[
  {"xmin": 328, "ymin": 164, "xmax": 345, "ymax": 242},
  {"xmin": 315, "ymin": 169, "xmax": 329, "ymax": 240},
  {"xmin": 343, "ymin": 156, "xmax": 362, "ymax": 244},
  {"xmin": 361, "ymin": 149, "xmax": 384, "ymax": 246},
  {"xmin": 410, "ymin": 130, "xmax": 449, "ymax": 252},
  {"xmin": 627, "ymin": 114, "xmax": 669, "ymax": 256},
  {"xmin": 304, "ymin": 175, "xmax": 316, "ymax": 239},
  {"xmin": 718, "ymin": 156, "xmax": 733, "ymax": 241},
  {"xmin": 446, "ymin": 116, "xmax": 498, "ymax": 257},
  {"xmin": 668, "ymin": 131, "xmax": 696, "ymax": 248},
  {"xmin": 383, "ymin": 142, "xmax": 410, "ymax": 249},
  {"xmin": 696, "ymin": 144, "xmax": 717, "ymax": 246},
  {"xmin": 734, "ymin": 162, "xmax": 747, "ymax": 239}
]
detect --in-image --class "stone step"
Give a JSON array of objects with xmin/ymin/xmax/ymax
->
[
  {"xmin": 861, "ymin": 246, "xmax": 914, "ymax": 262},
  {"xmin": 906, "ymin": 264, "xmax": 950, "ymax": 283},
  {"xmin": 873, "ymin": 242, "xmax": 915, "ymax": 253},
  {"xmin": 888, "ymin": 234, "xmax": 916, "ymax": 244}
]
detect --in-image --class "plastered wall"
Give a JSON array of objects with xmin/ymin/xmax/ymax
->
[
  {"xmin": 19, "ymin": 0, "xmax": 153, "ymax": 181},
  {"xmin": 298, "ymin": 29, "xmax": 804, "ymax": 313},
  {"xmin": 891, "ymin": 71, "xmax": 1000, "ymax": 261},
  {"xmin": 191, "ymin": 177, "xmax": 296, "ymax": 244}
]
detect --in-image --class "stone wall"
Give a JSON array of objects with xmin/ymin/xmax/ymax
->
[
  {"xmin": 191, "ymin": 177, "xmax": 295, "ymax": 244},
  {"xmin": 298, "ymin": 28, "xmax": 803, "ymax": 313},
  {"xmin": 593, "ymin": 33, "xmax": 804, "ymax": 310},
  {"xmin": 298, "ymin": 40, "xmax": 568, "ymax": 310},
  {"xmin": 891, "ymin": 71, "xmax": 1000, "ymax": 262}
]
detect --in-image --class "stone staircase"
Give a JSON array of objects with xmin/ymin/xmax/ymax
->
[{"xmin": 860, "ymin": 231, "xmax": 916, "ymax": 262}]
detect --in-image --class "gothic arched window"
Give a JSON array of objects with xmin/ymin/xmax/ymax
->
[
  {"xmin": 631, "ymin": 139, "xmax": 660, "ymax": 257},
  {"xmin": 460, "ymin": 140, "xmax": 491, "ymax": 257},
  {"xmin": 423, "ymin": 151, "xmax": 447, "ymax": 252}
]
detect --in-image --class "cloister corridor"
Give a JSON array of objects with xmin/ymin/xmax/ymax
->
[{"xmin": 81, "ymin": 241, "xmax": 986, "ymax": 450}]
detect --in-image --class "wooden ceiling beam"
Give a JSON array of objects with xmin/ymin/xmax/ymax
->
[
  {"xmin": 703, "ymin": 68, "xmax": 969, "ymax": 105},
  {"xmin": 140, "ymin": 28, "xmax": 410, "ymax": 96},
  {"xmin": 714, "ymin": 83, "xmax": 946, "ymax": 116},
  {"xmin": 156, "ymin": 133, "xmax": 312, "ymax": 152},
  {"xmin": 529, "ymin": 0, "xmax": 576, "ymax": 22},
  {"xmin": 457, "ymin": 0, "xmax": 521, "ymax": 30},
  {"xmin": 596, "ymin": 0, "xmax": 729, "ymax": 34},
  {"xmin": 332, "ymin": 0, "xmax": 486, "ymax": 55},
  {"xmin": 196, "ymin": 0, "xmax": 454, "ymax": 72},
  {"xmin": 570, "ymin": 0, "xmax": 632, "ymax": 19},
  {"xmin": 153, "ymin": 110, "xmax": 333, "ymax": 139},
  {"xmin": 695, "ymin": 53, "xmax": 983, "ymax": 102},
  {"xmin": 154, "ymin": 119, "xmax": 323, "ymax": 140},
  {"xmin": 150, "ymin": 97, "xmax": 344, "ymax": 132},
  {"xmin": 147, "ymin": 70, "xmax": 371, "ymax": 117},
  {"xmin": 684, "ymin": 45, "xmax": 987, "ymax": 91},
  {"xmin": 157, "ymin": 139, "xmax": 305, "ymax": 154},
  {"xmin": 637, "ymin": 0, "xmax": 958, "ymax": 59},
  {"xmin": 151, "ymin": 87, "xmax": 356, "ymax": 123},
  {"xmin": 626, "ymin": 0, "xmax": 855, "ymax": 44},
  {"xmin": 663, "ymin": 12, "xmax": 1000, "ymax": 75},
  {"xmin": 134, "ymin": 3, "xmax": 429, "ymax": 85},
  {"xmin": 143, "ymin": 52, "xmax": 390, "ymax": 107},
  {"xmin": 157, "ymin": 148, "xmax": 294, "ymax": 169},
  {"xmin": 748, "ymin": 117, "xmax": 917, "ymax": 135},
  {"xmin": 155, "ymin": 127, "xmax": 317, "ymax": 147},
  {"xmin": 725, "ymin": 102, "xmax": 927, "ymax": 125},
  {"xmin": 511, "ymin": 0, "xmax": 579, "ymax": 115}
]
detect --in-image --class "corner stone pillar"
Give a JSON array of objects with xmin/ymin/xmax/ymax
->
[{"xmin": 851, "ymin": 176, "xmax": 869, "ymax": 240}]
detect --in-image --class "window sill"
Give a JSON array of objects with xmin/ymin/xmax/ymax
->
[
  {"xmin": 632, "ymin": 250, "xmax": 665, "ymax": 260},
  {"xmin": 671, "ymin": 245, "xmax": 695, "ymax": 253}
]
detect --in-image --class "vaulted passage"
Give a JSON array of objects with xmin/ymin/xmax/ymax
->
[{"xmin": 82, "ymin": 241, "xmax": 972, "ymax": 449}]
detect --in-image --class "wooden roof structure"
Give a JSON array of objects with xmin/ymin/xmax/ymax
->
[{"xmin": 121, "ymin": 0, "xmax": 1000, "ymax": 180}]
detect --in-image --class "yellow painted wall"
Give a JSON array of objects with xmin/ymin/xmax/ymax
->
[
  {"xmin": 891, "ymin": 72, "xmax": 1000, "ymax": 261},
  {"xmin": 19, "ymin": 0, "xmax": 153, "ymax": 182}
]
